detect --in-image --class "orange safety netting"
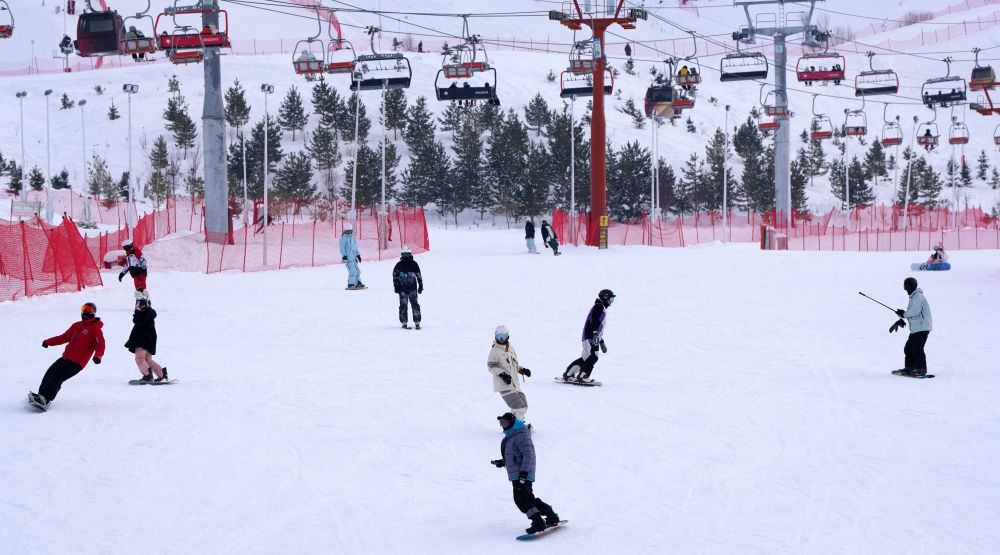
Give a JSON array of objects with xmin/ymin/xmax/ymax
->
[{"xmin": 0, "ymin": 216, "xmax": 103, "ymax": 301}]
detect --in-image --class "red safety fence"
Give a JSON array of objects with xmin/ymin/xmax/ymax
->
[
  {"xmin": 0, "ymin": 216, "xmax": 103, "ymax": 301},
  {"xmin": 553, "ymin": 204, "xmax": 1000, "ymax": 251}
]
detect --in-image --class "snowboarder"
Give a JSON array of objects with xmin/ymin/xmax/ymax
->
[
  {"xmin": 29, "ymin": 302, "xmax": 106, "ymax": 410},
  {"xmin": 393, "ymin": 246, "xmax": 423, "ymax": 329},
  {"xmin": 125, "ymin": 293, "xmax": 168, "ymax": 384},
  {"xmin": 488, "ymin": 326, "xmax": 532, "ymax": 422},
  {"xmin": 524, "ymin": 219, "xmax": 539, "ymax": 253},
  {"xmin": 339, "ymin": 223, "xmax": 364, "ymax": 289},
  {"xmin": 490, "ymin": 412, "xmax": 560, "ymax": 535},
  {"xmin": 890, "ymin": 277, "xmax": 932, "ymax": 377},
  {"xmin": 563, "ymin": 289, "xmax": 614, "ymax": 383},
  {"xmin": 118, "ymin": 239, "xmax": 149, "ymax": 299},
  {"xmin": 540, "ymin": 220, "xmax": 560, "ymax": 256},
  {"xmin": 927, "ymin": 243, "xmax": 948, "ymax": 264}
]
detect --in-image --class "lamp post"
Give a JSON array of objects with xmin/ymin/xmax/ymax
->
[
  {"xmin": 723, "ymin": 104, "xmax": 730, "ymax": 244},
  {"xmin": 44, "ymin": 89, "xmax": 53, "ymax": 221},
  {"xmin": 79, "ymin": 99, "xmax": 87, "ymax": 221},
  {"xmin": 235, "ymin": 117, "xmax": 249, "ymax": 224},
  {"xmin": 261, "ymin": 83, "xmax": 275, "ymax": 266},
  {"xmin": 15, "ymin": 91, "xmax": 26, "ymax": 201},
  {"xmin": 570, "ymin": 95, "xmax": 576, "ymax": 244},
  {"xmin": 902, "ymin": 116, "xmax": 918, "ymax": 230},
  {"xmin": 123, "ymin": 83, "xmax": 139, "ymax": 238}
]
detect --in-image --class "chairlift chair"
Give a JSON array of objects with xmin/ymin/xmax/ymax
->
[
  {"xmin": 921, "ymin": 58, "xmax": 967, "ymax": 108},
  {"xmin": 560, "ymin": 68, "xmax": 613, "ymax": 99},
  {"xmin": 796, "ymin": 53, "xmax": 846, "ymax": 85},
  {"xmin": 0, "ymin": 0, "xmax": 14, "ymax": 39},
  {"xmin": 292, "ymin": 7, "xmax": 326, "ymax": 75},
  {"xmin": 154, "ymin": 2, "xmax": 231, "ymax": 54},
  {"xmin": 761, "ymin": 87, "xmax": 787, "ymax": 117},
  {"xmin": 855, "ymin": 52, "xmax": 898, "ymax": 96},
  {"xmin": 351, "ymin": 27, "xmax": 412, "ymax": 91},
  {"xmin": 949, "ymin": 121, "xmax": 970, "ymax": 145},
  {"xmin": 121, "ymin": 1, "xmax": 156, "ymax": 56},
  {"xmin": 435, "ymin": 18, "xmax": 497, "ymax": 104},
  {"xmin": 569, "ymin": 40, "xmax": 596, "ymax": 74},
  {"xmin": 881, "ymin": 122, "xmax": 903, "ymax": 146},
  {"xmin": 675, "ymin": 32, "xmax": 701, "ymax": 88},
  {"xmin": 993, "ymin": 124, "xmax": 1000, "ymax": 146},
  {"xmin": 810, "ymin": 94, "xmax": 833, "ymax": 140},
  {"xmin": 845, "ymin": 111, "xmax": 867, "ymax": 137},
  {"xmin": 75, "ymin": 2, "xmax": 125, "ymax": 57},
  {"xmin": 916, "ymin": 122, "xmax": 939, "ymax": 149},
  {"xmin": 325, "ymin": 39, "xmax": 355, "ymax": 74},
  {"xmin": 720, "ymin": 52, "xmax": 768, "ymax": 82},
  {"xmin": 970, "ymin": 48, "xmax": 996, "ymax": 91}
]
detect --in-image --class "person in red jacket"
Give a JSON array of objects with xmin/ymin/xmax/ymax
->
[
  {"xmin": 119, "ymin": 239, "xmax": 149, "ymax": 297},
  {"xmin": 29, "ymin": 302, "xmax": 106, "ymax": 409}
]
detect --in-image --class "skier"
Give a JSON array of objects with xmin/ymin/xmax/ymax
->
[
  {"xmin": 927, "ymin": 243, "xmax": 948, "ymax": 264},
  {"xmin": 125, "ymin": 293, "xmax": 168, "ymax": 384},
  {"xmin": 118, "ymin": 239, "xmax": 149, "ymax": 299},
  {"xmin": 393, "ymin": 246, "xmax": 423, "ymax": 329},
  {"xmin": 540, "ymin": 220, "xmax": 560, "ymax": 256},
  {"xmin": 563, "ymin": 289, "xmax": 615, "ymax": 383},
  {"xmin": 890, "ymin": 277, "xmax": 932, "ymax": 377},
  {"xmin": 488, "ymin": 326, "xmax": 532, "ymax": 422},
  {"xmin": 339, "ymin": 223, "xmax": 364, "ymax": 289},
  {"xmin": 29, "ymin": 302, "xmax": 105, "ymax": 410},
  {"xmin": 490, "ymin": 412, "xmax": 561, "ymax": 535},
  {"xmin": 524, "ymin": 219, "xmax": 539, "ymax": 253}
]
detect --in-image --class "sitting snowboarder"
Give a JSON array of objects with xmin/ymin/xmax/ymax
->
[{"xmin": 927, "ymin": 243, "xmax": 948, "ymax": 264}]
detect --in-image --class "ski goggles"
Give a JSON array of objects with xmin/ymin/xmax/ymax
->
[
  {"xmin": 495, "ymin": 333, "xmax": 509, "ymax": 342},
  {"xmin": 81, "ymin": 304, "xmax": 96, "ymax": 314}
]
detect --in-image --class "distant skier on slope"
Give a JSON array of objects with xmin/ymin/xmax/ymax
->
[
  {"xmin": 563, "ymin": 289, "xmax": 614, "ymax": 383},
  {"xmin": 890, "ymin": 277, "xmax": 932, "ymax": 377},
  {"xmin": 125, "ymin": 293, "xmax": 168, "ymax": 384},
  {"xmin": 491, "ymin": 412, "xmax": 561, "ymax": 535},
  {"xmin": 119, "ymin": 239, "xmax": 149, "ymax": 299},
  {"xmin": 524, "ymin": 219, "xmax": 539, "ymax": 253},
  {"xmin": 393, "ymin": 246, "xmax": 423, "ymax": 329},
  {"xmin": 540, "ymin": 220, "xmax": 560, "ymax": 256},
  {"xmin": 488, "ymin": 326, "xmax": 532, "ymax": 422},
  {"xmin": 29, "ymin": 303, "xmax": 106, "ymax": 410},
  {"xmin": 339, "ymin": 223, "xmax": 365, "ymax": 289}
]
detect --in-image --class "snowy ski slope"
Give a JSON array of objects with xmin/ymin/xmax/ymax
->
[{"xmin": 2, "ymin": 228, "xmax": 1000, "ymax": 553}]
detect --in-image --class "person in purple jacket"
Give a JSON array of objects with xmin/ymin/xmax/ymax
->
[
  {"xmin": 562, "ymin": 289, "xmax": 614, "ymax": 383},
  {"xmin": 491, "ymin": 412, "xmax": 560, "ymax": 534}
]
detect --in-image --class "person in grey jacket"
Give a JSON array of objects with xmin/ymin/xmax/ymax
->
[
  {"xmin": 490, "ymin": 412, "xmax": 560, "ymax": 534},
  {"xmin": 891, "ymin": 277, "xmax": 932, "ymax": 376}
]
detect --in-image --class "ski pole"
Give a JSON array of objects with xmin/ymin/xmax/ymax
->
[{"xmin": 858, "ymin": 291, "xmax": 897, "ymax": 314}]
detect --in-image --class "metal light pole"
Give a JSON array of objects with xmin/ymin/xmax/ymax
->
[
  {"xmin": 123, "ymin": 84, "xmax": 139, "ymax": 238},
  {"xmin": 261, "ymin": 83, "xmax": 274, "ymax": 265},
  {"xmin": 649, "ymin": 109, "xmax": 657, "ymax": 243},
  {"xmin": 44, "ymin": 89, "xmax": 53, "ymax": 221},
  {"xmin": 843, "ymin": 109, "xmax": 851, "ymax": 232},
  {"xmin": 379, "ymin": 80, "xmax": 388, "ymax": 250},
  {"xmin": 569, "ymin": 96, "xmax": 576, "ymax": 243},
  {"xmin": 902, "ymin": 116, "xmax": 918, "ymax": 229},
  {"xmin": 79, "ymin": 99, "xmax": 87, "ymax": 221},
  {"xmin": 350, "ymin": 91, "xmax": 361, "ymax": 223},
  {"xmin": 723, "ymin": 104, "xmax": 730, "ymax": 244},
  {"xmin": 16, "ymin": 91, "xmax": 26, "ymax": 201}
]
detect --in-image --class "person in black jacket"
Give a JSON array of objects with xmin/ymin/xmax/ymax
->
[
  {"xmin": 392, "ymin": 246, "xmax": 424, "ymax": 329},
  {"xmin": 524, "ymin": 220, "xmax": 538, "ymax": 253},
  {"xmin": 540, "ymin": 220, "xmax": 560, "ymax": 256},
  {"xmin": 563, "ymin": 289, "xmax": 614, "ymax": 383},
  {"xmin": 125, "ymin": 294, "xmax": 168, "ymax": 383}
]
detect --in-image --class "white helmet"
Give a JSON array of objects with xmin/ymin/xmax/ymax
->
[
  {"xmin": 401, "ymin": 245, "xmax": 411, "ymax": 255},
  {"xmin": 122, "ymin": 239, "xmax": 133, "ymax": 249},
  {"xmin": 344, "ymin": 222, "xmax": 353, "ymax": 231},
  {"xmin": 494, "ymin": 325, "xmax": 509, "ymax": 340}
]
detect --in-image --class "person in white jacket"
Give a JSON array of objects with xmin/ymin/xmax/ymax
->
[{"xmin": 487, "ymin": 325, "xmax": 532, "ymax": 422}]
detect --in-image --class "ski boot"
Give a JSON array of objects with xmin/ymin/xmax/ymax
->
[
  {"xmin": 415, "ymin": 322, "xmax": 421, "ymax": 330},
  {"xmin": 401, "ymin": 323, "xmax": 410, "ymax": 329},
  {"xmin": 155, "ymin": 368, "xmax": 169, "ymax": 383},
  {"xmin": 910, "ymin": 368, "xmax": 927, "ymax": 377},
  {"xmin": 525, "ymin": 513, "xmax": 548, "ymax": 534},
  {"xmin": 139, "ymin": 373, "xmax": 154, "ymax": 384}
]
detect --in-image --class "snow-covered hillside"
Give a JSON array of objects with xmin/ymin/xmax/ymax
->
[
  {"xmin": 3, "ymin": 228, "xmax": 1000, "ymax": 553},
  {"xmin": 2, "ymin": 0, "xmax": 1000, "ymax": 220}
]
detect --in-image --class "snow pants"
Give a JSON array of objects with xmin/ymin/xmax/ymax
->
[
  {"xmin": 499, "ymin": 389, "xmax": 528, "ymax": 421},
  {"xmin": 525, "ymin": 238, "xmax": 537, "ymax": 253},
  {"xmin": 546, "ymin": 238, "xmax": 560, "ymax": 255},
  {"xmin": 132, "ymin": 273, "xmax": 147, "ymax": 292},
  {"xmin": 345, "ymin": 259, "xmax": 361, "ymax": 286},
  {"xmin": 38, "ymin": 358, "xmax": 83, "ymax": 402},
  {"xmin": 134, "ymin": 347, "xmax": 164, "ymax": 378},
  {"xmin": 398, "ymin": 290, "xmax": 421, "ymax": 324},
  {"xmin": 511, "ymin": 481, "xmax": 556, "ymax": 521},
  {"xmin": 565, "ymin": 341, "xmax": 599, "ymax": 379},
  {"xmin": 904, "ymin": 331, "xmax": 929, "ymax": 370}
]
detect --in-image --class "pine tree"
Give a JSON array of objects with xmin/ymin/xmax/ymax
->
[
  {"xmin": 148, "ymin": 135, "xmax": 171, "ymax": 205},
  {"xmin": 108, "ymin": 100, "xmax": 120, "ymax": 120},
  {"xmin": 862, "ymin": 139, "xmax": 888, "ymax": 191},
  {"xmin": 790, "ymin": 159, "xmax": 808, "ymax": 213},
  {"xmin": 278, "ymin": 86, "xmax": 310, "ymax": 141},
  {"xmin": 678, "ymin": 153, "xmax": 707, "ymax": 213},
  {"xmin": 704, "ymin": 129, "xmax": 737, "ymax": 211},
  {"xmin": 657, "ymin": 161, "xmax": 682, "ymax": 216},
  {"xmin": 616, "ymin": 98, "xmax": 646, "ymax": 129},
  {"xmin": 7, "ymin": 163, "xmax": 22, "ymax": 194},
  {"xmin": 224, "ymin": 79, "xmax": 251, "ymax": 128},
  {"xmin": 917, "ymin": 158, "xmax": 943, "ymax": 207},
  {"xmin": 896, "ymin": 150, "xmax": 942, "ymax": 208},
  {"xmin": 737, "ymin": 122, "xmax": 773, "ymax": 214},
  {"xmin": 184, "ymin": 162, "xmax": 204, "ymax": 196},
  {"xmin": 486, "ymin": 110, "xmax": 530, "ymax": 222},
  {"xmin": 28, "ymin": 166, "xmax": 45, "ymax": 191},
  {"xmin": 520, "ymin": 141, "xmax": 550, "ymax": 220},
  {"xmin": 977, "ymin": 150, "xmax": 990, "ymax": 181},
  {"xmin": 306, "ymin": 125, "xmax": 341, "ymax": 196},
  {"xmin": 831, "ymin": 157, "xmax": 874, "ymax": 209},
  {"xmin": 87, "ymin": 154, "xmax": 115, "ymax": 208},
  {"xmin": 624, "ymin": 58, "xmax": 636, "ymax": 75},
  {"xmin": 228, "ymin": 115, "xmax": 284, "ymax": 198},
  {"xmin": 51, "ymin": 169, "xmax": 70, "ymax": 190},
  {"xmin": 383, "ymin": 88, "xmax": 408, "ymax": 141},
  {"xmin": 451, "ymin": 117, "xmax": 485, "ymax": 219},
  {"xmin": 733, "ymin": 116, "xmax": 762, "ymax": 159},
  {"xmin": 806, "ymin": 119, "xmax": 827, "ymax": 178},
  {"xmin": 608, "ymin": 141, "xmax": 651, "ymax": 221},
  {"xmin": 686, "ymin": 117, "xmax": 697, "ymax": 134},
  {"xmin": 60, "ymin": 93, "xmax": 75, "ymax": 110},
  {"xmin": 544, "ymin": 104, "xmax": 590, "ymax": 212},
  {"xmin": 524, "ymin": 93, "xmax": 551, "ymax": 136},
  {"xmin": 991, "ymin": 167, "xmax": 1000, "ymax": 190},
  {"xmin": 343, "ymin": 142, "xmax": 400, "ymax": 207},
  {"xmin": 167, "ymin": 74, "xmax": 180, "ymax": 94},
  {"xmin": 944, "ymin": 158, "xmax": 958, "ymax": 188},
  {"xmin": 310, "ymin": 79, "xmax": 348, "ymax": 137},
  {"xmin": 400, "ymin": 141, "xmax": 450, "ymax": 208},
  {"xmin": 477, "ymin": 101, "xmax": 504, "ymax": 134},
  {"xmin": 405, "ymin": 96, "xmax": 436, "ymax": 149},
  {"xmin": 438, "ymin": 102, "xmax": 468, "ymax": 135},
  {"xmin": 340, "ymin": 93, "xmax": 371, "ymax": 143},
  {"xmin": 275, "ymin": 151, "xmax": 316, "ymax": 199},
  {"xmin": 960, "ymin": 160, "xmax": 973, "ymax": 188},
  {"xmin": 118, "ymin": 171, "xmax": 131, "ymax": 200},
  {"xmin": 164, "ymin": 95, "xmax": 197, "ymax": 157}
]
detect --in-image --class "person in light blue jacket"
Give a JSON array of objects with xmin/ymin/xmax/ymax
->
[
  {"xmin": 339, "ymin": 223, "xmax": 364, "ymax": 289},
  {"xmin": 892, "ymin": 277, "xmax": 932, "ymax": 376},
  {"xmin": 490, "ymin": 413, "xmax": 560, "ymax": 535}
]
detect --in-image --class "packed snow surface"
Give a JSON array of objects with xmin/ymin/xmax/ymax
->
[{"xmin": 2, "ymin": 227, "xmax": 999, "ymax": 553}]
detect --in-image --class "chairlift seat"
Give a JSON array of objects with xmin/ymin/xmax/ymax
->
[
  {"xmin": 759, "ymin": 121, "xmax": 778, "ymax": 130},
  {"xmin": 797, "ymin": 68, "xmax": 844, "ymax": 83},
  {"xmin": 764, "ymin": 105, "xmax": 787, "ymax": 117},
  {"xmin": 437, "ymin": 82, "xmax": 496, "ymax": 102},
  {"xmin": 882, "ymin": 137, "xmax": 903, "ymax": 147},
  {"xmin": 855, "ymin": 70, "xmax": 899, "ymax": 96},
  {"xmin": 168, "ymin": 50, "xmax": 202, "ymax": 65},
  {"xmin": 159, "ymin": 31, "xmax": 228, "ymax": 50},
  {"xmin": 351, "ymin": 53, "xmax": 413, "ymax": 91},
  {"xmin": 294, "ymin": 60, "xmax": 325, "ymax": 74},
  {"xmin": 811, "ymin": 130, "xmax": 832, "ymax": 140},
  {"xmin": 326, "ymin": 61, "xmax": 353, "ymax": 74},
  {"xmin": 122, "ymin": 37, "xmax": 156, "ymax": 54},
  {"xmin": 0, "ymin": 25, "xmax": 11, "ymax": 39},
  {"xmin": 846, "ymin": 126, "xmax": 867, "ymax": 137},
  {"xmin": 677, "ymin": 73, "xmax": 700, "ymax": 87},
  {"xmin": 720, "ymin": 53, "xmax": 768, "ymax": 82},
  {"xmin": 917, "ymin": 136, "xmax": 938, "ymax": 147},
  {"xmin": 949, "ymin": 136, "xmax": 969, "ymax": 145},
  {"xmin": 994, "ymin": 136, "xmax": 1000, "ymax": 146},
  {"xmin": 443, "ymin": 62, "xmax": 487, "ymax": 79},
  {"xmin": 672, "ymin": 97, "xmax": 695, "ymax": 111},
  {"xmin": 570, "ymin": 59, "xmax": 595, "ymax": 74}
]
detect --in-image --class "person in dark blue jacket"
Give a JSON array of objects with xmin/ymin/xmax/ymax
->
[
  {"xmin": 491, "ymin": 412, "xmax": 560, "ymax": 534},
  {"xmin": 392, "ymin": 246, "xmax": 423, "ymax": 329}
]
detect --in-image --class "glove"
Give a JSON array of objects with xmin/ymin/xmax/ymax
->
[
  {"xmin": 499, "ymin": 372, "xmax": 512, "ymax": 385},
  {"xmin": 342, "ymin": 256, "xmax": 347, "ymax": 263},
  {"xmin": 544, "ymin": 242, "xmax": 549, "ymax": 248},
  {"xmin": 418, "ymin": 287, "xmax": 423, "ymax": 294},
  {"xmin": 591, "ymin": 332, "xmax": 601, "ymax": 347},
  {"xmin": 600, "ymin": 339, "xmax": 607, "ymax": 354},
  {"xmin": 357, "ymin": 255, "xmax": 362, "ymax": 262},
  {"xmin": 394, "ymin": 288, "xmax": 400, "ymax": 294},
  {"xmin": 518, "ymin": 471, "xmax": 528, "ymax": 484},
  {"xmin": 491, "ymin": 459, "xmax": 505, "ymax": 468},
  {"xmin": 519, "ymin": 368, "xmax": 531, "ymax": 378},
  {"xmin": 895, "ymin": 309, "xmax": 905, "ymax": 318},
  {"xmin": 118, "ymin": 272, "xmax": 125, "ymax": 282},
  {"xmin": 42, "ymin": 341, "xmax": 48, "ymax": 348},
  {"xmin": 889, "ymin": 319, "xmax": 906, "ymax": 334},
  {"xmin": 93, "ymin": 356, "xmax": 101, "ymax": 364}
]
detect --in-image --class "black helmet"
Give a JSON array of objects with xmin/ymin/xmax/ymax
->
[
  {"xmin": 81, "ymin": 302, "xmax": 97, "ymax": 319},
  {"xmin": 497, "ymin": 412, "xmax": 515, "ymax": 429},
  {"xmin": 598, "ymin": 289, "xmax": 615, "ymax": 304},
  {"xmin": 903, "ymin": 277, "xmax": 918, "ymax": 294}
]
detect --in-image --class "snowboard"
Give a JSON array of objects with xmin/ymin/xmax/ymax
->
[
  {"xmin": 910, "ymin": 262, "xmax": 950, "ymax": 271},
  {"xmin": 891, "ymin": 370, "xmax": 935, "ymax": 379},
  {"xmin": 554, "ymin": 377, "xmax": 602, "ymax": 387},
  {"xmin": 129, "ymin": 378, "xmax": 179, "ymax": 385},
  {"xmin": 516, "ymin": 520, "xmax": 568, "ymax": 541},
  {"xmin": 346, "ymin": 285, "xmax": 368, "ymax": 290},
  {"xmin": 26, "ymin": 392, "xmax": 48, "ymax": 412},
  {"xmin": 400, "ymin": 324, "xmax": 422, "ymax": 330}
]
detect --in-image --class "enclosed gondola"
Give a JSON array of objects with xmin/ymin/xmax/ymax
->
[
  {"xmin": 970, "ymin": 48, "xmax": 996, "ymax": 91},
  {"xmin": 75, "ymin": 2, "xmax": 124, "ymax": 57}
]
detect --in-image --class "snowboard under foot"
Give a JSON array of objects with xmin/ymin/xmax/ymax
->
[
  {"xmin": 554, "ymin": 377, "xmax": 602, "ymax": 387},
  {"xmin": 27, "ymin": 392, "xmax": 48, "ymax": 412},
  {"xmin": 891, "ymin": 370, "xmax": 935, "ymax": 379},
  {"xmin": 516, "ymin": 520, "xmax": 568, "ymax": 540},
  {"xmin": 129, "ymin": 378, "xmax": 180, "ymax": 385}
]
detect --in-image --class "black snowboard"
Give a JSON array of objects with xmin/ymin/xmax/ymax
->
[
  {"xmin": 554, "ymin": 377, "xmax": 602, "ymax": 387},
  {"xmin": 129, "ymin": 378, "xmax": 180, "ymax": 385},
  {"xmin": 891, "ymin": 370, "xmax": 935, "ymax": 379}
]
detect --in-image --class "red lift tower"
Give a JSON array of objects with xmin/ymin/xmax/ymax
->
[{"xmin": 550, "ymin": 1, "xmax": 645, "ymax": 248}]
